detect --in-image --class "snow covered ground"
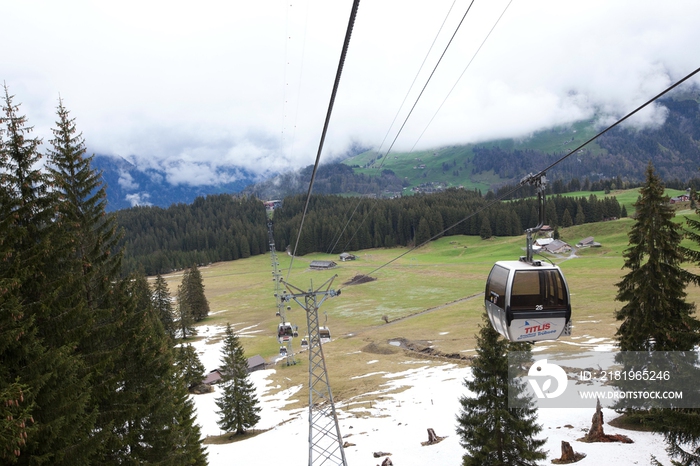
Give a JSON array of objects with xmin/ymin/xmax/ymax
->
[{"xmin": 190, "ymin": 324, "xmax": 674, "ymax": 465}]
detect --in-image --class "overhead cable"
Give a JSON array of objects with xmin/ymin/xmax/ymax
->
[{"xmin": 287, "ymin": 0, "xmax": 361, "ymax": 279}]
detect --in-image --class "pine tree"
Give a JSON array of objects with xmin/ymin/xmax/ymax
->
[
  {"xmin": 456, "ymin": 313, "xmax": 546, "ymax": 466},
  {"xmin": 1, "ymin": 85, "xmax": 100, "ymax": 465},
  {"xmin": 176, "ymin": 344, "xmax": 205, "ymax": 390},
  {"xmin": 575, "ymin": 202, "xmax": 585, "ymax": 225},
  {"xmin": 562, "ymin": 208, "xmax": 573, "ymax": 227},
  {"xmin": 216, "ymin": 323, "xmax": 261, "ymax": 435},
  {"xmin": 180, "ymin": 265, "xmax": 210, "ymax": 323},
  {"xmin": 177, "ymin": 270, "xmax": 196, "ymax": 339},
  {"xmin": 479, "ymin": 215, "xmax": 492, "ymax": 240},
  {"xmin": 415, "ymin": 217, "xmax": 432, "ymax": 245},
  {"xmin": 615, "ymin": 162, "xmax": 700, "ymax": 351},
  {"xmin": 45, "ymin": 96, "xmax": 126, "ymax": 463},
  {"xmin": 152, "ymin": 274, "xmax": 177, "ymax": 340},
  {"xmin": 106, "ymin": 274, "xmax": 207, "ymax": 465},
  {"xmin": 0, "ymin": 111, "xmax": 37, "ymax": 462}
]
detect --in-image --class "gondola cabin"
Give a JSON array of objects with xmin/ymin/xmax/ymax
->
[
  {"xmin": 278, "ymin": 322, "xmax": 294, "ymax": 343},
  {"xmin": 319, "ymin": 327, "xmax": 331, "ymax": 343},
  {"xmin": 485, "ymin": 260, "xmax": 571, "ymax": 342},
  {"xmin": 300, "ymin": 337, "xmax": 309, "ymax": 349}
]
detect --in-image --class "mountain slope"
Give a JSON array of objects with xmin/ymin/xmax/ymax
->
[{"xmin": 343, "ymin": 95, "xmax": 700, "ymax": 194}]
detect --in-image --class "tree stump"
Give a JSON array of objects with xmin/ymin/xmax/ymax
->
[
  {"xmin": 427, "ymin": 428, "xmax": 438, "ymax": 443},
  {"xmin": 421, "ymin": 428, "xmax": 446, "ymax": 446},
  {"xmin": 584, "ymin": 398, "xmax": 606, "ymax": 442},
  {"xmin": 579, "ymin": 398, "xmax": 633, "ymax": 443},
  {"xmin": 551, "ymin": 441, "xmax": 586, "ymax": 464}
]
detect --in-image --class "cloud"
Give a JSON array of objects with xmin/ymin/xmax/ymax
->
[
  {"xmin": 117, "ymin": 171, "xmax": 138, "ymax": 190},
  {"xmin": 3, "ymin": 0, "xmax": 700, "ymax": 185},
  {"xmin": 125, "ymin": 192, "xmax": 152, "ymax": 207}
]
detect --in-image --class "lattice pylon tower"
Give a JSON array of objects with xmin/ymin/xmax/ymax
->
[
  {"xmin": 268, "ymin": 220, "xmax": 296, "ymax": 365},
  {"xmin": 282, "ymin": 276, "xmax": 347, "ymax": 466}
]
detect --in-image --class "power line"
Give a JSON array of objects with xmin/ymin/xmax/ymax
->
[
  {"xmin": 374, "ymin": 0, "xmax": 460, "ymax": 157},
  {"xmin": 287, "ymin": 0, "xmax": 361, "ymax": 279},
  {"xmin": 324, "ymin": 0, "xmax": 462, "ymax": 255},
  {"xmin": 376, "ymin": 0, "xmax": 476, "ymax": 172},
  {"xmin": 408, "ymin": 0, "xmax": 513, "ymax": 153},
  {"xmin": 328, "ymin": 0, "xmax": 478, "ymax": 255}
]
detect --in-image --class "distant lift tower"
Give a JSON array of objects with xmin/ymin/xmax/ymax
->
[
  {"xmin": 282, "ymin": 276, "xmax": 346, "ymax": 466},
  {"xmin": 268, "ymin": 220, "xmax": 296, "ymax": 365}
]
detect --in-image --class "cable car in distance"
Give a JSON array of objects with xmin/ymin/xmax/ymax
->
[
  {"xmin": 485, "ymin": 260, "xmax": 571, "ymax": 342},
  {"xmin": 278, "ymin": 322, "xmax": 294, "ymax": 343},
  {"xmin": 300, "ymin": 336, "xmax": 309, "ymax": 350},
  {"xmin": 319, "ymin": 327, "xmax": 331, "ymax": 343}
]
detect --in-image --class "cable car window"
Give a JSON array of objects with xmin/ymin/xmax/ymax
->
[
  {"xmin": 510, "ymin": 270, "xmax": 568, "ymax": 310},
  {"xmin": 486, "ymin": 265, "xmax": 508, "ymax": 309},
  {"xmin": 543, "ymin": 270, "xmax": 567, "ymax": 307},
  {"xmin": 511, "ymin": 271, "xmax": 541, "ymax": 309}
]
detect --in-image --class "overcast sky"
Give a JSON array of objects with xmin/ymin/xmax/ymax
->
[{"xmin": 3, "ymin": 0, "xmax": 699, "ymax": 186}]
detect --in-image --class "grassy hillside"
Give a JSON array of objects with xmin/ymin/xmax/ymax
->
[
  {"xmin": 343, "ymin": 119, "xmax": 607, "ymax": 195},
  {"xmin": 163, "ymin": 209, "xmax": 700, "ymax": 408},
  {"xmin": 560, "ymin": 187, "xmax": 688, "ymax": 215}
]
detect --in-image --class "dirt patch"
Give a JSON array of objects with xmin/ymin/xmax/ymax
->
[
  {"xmin": 361, "ymin": 342, "xmax": 399, "ymax": 355},
  {"xmin": 389, "ymin": 338, "xmax": 472, "ymax": 362},
  {"xmin": 343, "ymin": 274, "xmax": 377, "ymax": 286}
]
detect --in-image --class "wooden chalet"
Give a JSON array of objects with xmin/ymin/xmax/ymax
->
[
  {"xmin": 339, "ymin": 252, "xmax": 356, "ymax": 261},
  {"xmin": 309, "ymin": 260, "xmax": 337, "ymax": 270}
]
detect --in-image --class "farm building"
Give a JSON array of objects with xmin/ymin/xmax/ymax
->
[
  {"xmin": 576, "ymin": 236, "xmax": 601, "ymax": 248},
  {"xmin": 670, "ymin": 194, "xmax": 690, "ymax": 204},
  {"xmin": 203, "ymin": 355, "xmax": 266, "ymax": 382},
  {"xmin": 539, "ymin": 225, "xmax": 554, "ymax": 236},
  {"xmin": 247, "ymin": 355, "xmax": 266, "ymax": 373},
  {"xmin": 202, "ymin": 369, "xmax": 223, "ymax": 385},
  {"xmin": 533, "ymin": 238, "xmax": 554, "ymax": 250},
  {"xmin": 339, "ymin": 252, "xmax": 356, "ymax": 261},
  {"xmin": 309, "ymin": 260, "xmax": 337, "ymax": 270},
  {"xmin": 543, "ymin": 239, "xmax": 571, "ymax": 254}
]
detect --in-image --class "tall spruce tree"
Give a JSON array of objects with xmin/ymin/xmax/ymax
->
[
  {"xmin": 615, "ymin": 162, "xmax": 700, "ymax": 351},
  {"xmin": 152, "ymin": 274, "xmax": 177, "ymax": 340},
  {"xmin": 216, "ymin": 323, "xmax": 261, "ymax": 435},
  {"xmin": 0, "ymin": 100, "xmax": 37, "ymax": 461},
  {"xmin": 177, "ymin": 270, "xmax": 196, "ymax": 339},
  {"xmin": 46, "ymin": 96, "xmax": 126, "ymax": 462},
  {"xmin": 614, "ymin": 163, "xmax": 700, "ymax": 465},
  {"xmin": 456, "ymin": 313, "xmax": 546, "ymax": 466},
  {"xmin": 1, "ymin": 85, "xmax": 100, "ymax": 465},
  {"xmin": 183, "ymin": 265, "xmax": 210, "ymax": 322},
  {"xmin": 646, "ymin": 185, "xmax": 700, "ymax": 465}
]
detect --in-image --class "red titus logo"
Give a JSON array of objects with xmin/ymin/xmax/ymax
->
[{"xmin": 525, "ymin": 323, "xmax": 550, "ymax": 334}]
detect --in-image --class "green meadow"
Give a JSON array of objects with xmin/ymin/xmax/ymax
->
[
  {"xmin": 560, "ymin": 188, "xmax": 689, "ymax": 216},
  {"xmin": 161, "ymin": 205, "xmax": 700, "ymax": 407}
]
